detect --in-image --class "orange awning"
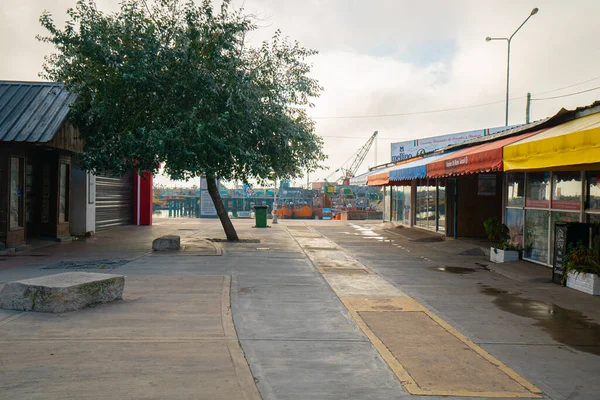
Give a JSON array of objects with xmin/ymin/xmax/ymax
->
[
  {"xmin": 368, "ymin": 172, "xmax": 390, "ymax": 186},
  {"xmin": 427, "ymin": 130, "xmax": 544, "ymax": 178},
  {"xmin": 366, "ymin": 156, "xmax": 423, "ymax": 186}
]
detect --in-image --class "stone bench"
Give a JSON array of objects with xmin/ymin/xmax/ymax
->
[
  {"xmin": 0, "ymin": 272, "xmax": 125, "ymax": 313},
  {"xmin": 152, "ymin": 235, "xmax": 180, "ymax": 251}
]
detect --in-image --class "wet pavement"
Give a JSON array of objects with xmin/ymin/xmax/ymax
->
[
  {"xmin": 313, "ymin": 221, "xmax": 600, "ymax": 400},
  {"xmin": 1, "ymin": 218, "xmax": 600, "ymax": 399}
]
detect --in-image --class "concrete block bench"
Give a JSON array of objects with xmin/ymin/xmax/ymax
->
[{"xmin": 0, "ymin": 272, "xmax": 125, "ymax": 313}]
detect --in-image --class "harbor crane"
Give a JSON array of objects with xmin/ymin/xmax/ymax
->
[{"xmin": 325, "ymin": 131, "xmax": 378, "ymax": 184}]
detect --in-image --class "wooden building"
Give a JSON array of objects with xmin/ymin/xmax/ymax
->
[{"xmin": 0, "ymin": 81, "xmax": 82, "ymax": 249}]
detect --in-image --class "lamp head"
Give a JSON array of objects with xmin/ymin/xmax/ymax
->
[
  {"xmin": 485, "ymin": 37, "xmax": 492, "ymax": 42},
  {"xmin": 531, "ymin": 7, "xmax": 539, "ymax": 15}
]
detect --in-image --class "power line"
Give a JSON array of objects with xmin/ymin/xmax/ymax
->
[
  {"xmin": 532, "ymin": 75, "xmax": 600, "ymax": 96},
  {"xmin": 531, "ymin": 85, "xmax": 600, "ymax": 101},
  {"xmin": 312, "ymin": 74, "xmax": 600, "ymax": 120},
  {"xmin": 320, "ymin": 135, "xmax": 408, "ymax": 140},
  {"xmin": 312, "ymin": 96, "xmax": 526, "ymax": 120}
]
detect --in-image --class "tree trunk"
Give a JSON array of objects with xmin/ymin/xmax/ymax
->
[{"xmin": 206, "ymin": 175, "xmax": 239, "ymax": 241}]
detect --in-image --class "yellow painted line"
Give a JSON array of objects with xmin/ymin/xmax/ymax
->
[
  {"xmin": 287, "ymin": 227, "xmax": 543, "ymax": 398},
  {"xmin": 341, "ymin": 297, "xmax": 543, "ymax": 398}
]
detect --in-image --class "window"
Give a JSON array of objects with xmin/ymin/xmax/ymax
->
[
  {"xmin": 393, "ymin": 185, "xmax": 411, "ymax": 226},
  {"xmin": 524, "ymin": 209, "xmax": 549, "ymax": 264},
  {"xmin": 526, "ymin": 172, "xmax": 550, "ymax": 208},
  {"xmin": 506, "ymin": 172, "xmax": 525, "ymax": 207},
  {"xmin": 59, "ymin": 163, "xmax": 70, "ymax": 223},
  {"xmin": 552, "ymin": 171, "xmax": 581, "ymax": 210},
  {"xmin": 505, "ymin": 208, "xmax": 524, "ymax": 247},
  {"xmin": 550, "ymin": 211, "xmax": 580, "ymax": 264},
  {"xmin": 437, "ymin": 180, "xmax": 446, "ymax": 232},
  {"xmin": 586, "ymin": 171, "xmax": 600, "ymax": 210},
  {"xmin": 10, "ymin": 157, "xmax": 24, "ymax": 229}
]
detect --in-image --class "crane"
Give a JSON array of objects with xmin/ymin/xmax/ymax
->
[
  {"xmin": 324, "ymin": 131, "xmax": 378, "ymax": 184},
  {"xmin": 344, "ymin": 131, "xmax": 378, "ymax": 180}
]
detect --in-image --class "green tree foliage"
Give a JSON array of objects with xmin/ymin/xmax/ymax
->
[{"xmin": 39, "ymin": 0, "xmax": 325, "ymax": 240}]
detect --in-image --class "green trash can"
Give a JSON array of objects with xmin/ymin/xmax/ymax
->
[{"xmin": 253, "ymin": 205, "xmax": 269, "ymax": 228}]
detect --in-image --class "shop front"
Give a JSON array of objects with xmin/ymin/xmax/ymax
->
[
  {"xmin": 387, "ymin": 154, "xmax": 449, "ymax": 232},
  {"xmin": 503, "ymin": 110, "xmax": 600, "ymax": 266}
]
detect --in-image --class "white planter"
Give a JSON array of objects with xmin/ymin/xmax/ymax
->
[
  {"xmin": 490, "ymin": 247, "xmax": 519, "ymax": 263},
  {"xmin": 566, "ymin": 271, "xmax": 600, "ymax": 295}
]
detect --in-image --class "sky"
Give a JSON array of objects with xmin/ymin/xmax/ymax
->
[{"xmin": 2, "ymin": 0, "xmax": 600, "ymax": 188}]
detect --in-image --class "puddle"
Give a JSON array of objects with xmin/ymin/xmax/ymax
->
[
  {"xmin": 481, "ymin": 285, "xmax": 600, "ymax": 356},
  {"xmin": 432, "ymin": 266, "xmax": 477, "ymax": 274}
]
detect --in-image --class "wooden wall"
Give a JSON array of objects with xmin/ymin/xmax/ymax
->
[
  {"xmin": 456, "ymin": 173, "xmax": 503, "ymax": 238},
  {"xmin": 46, "ymin": 122, "xmax": 84, "ymax": 153}
]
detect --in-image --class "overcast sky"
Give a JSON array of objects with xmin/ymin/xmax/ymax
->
[{"xmin": 2, "ymin": 0, "xmax": 599, "ymax": 187}]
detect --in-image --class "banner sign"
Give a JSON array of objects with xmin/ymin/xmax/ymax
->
[{"xmin": 390, "ymin": 126, "xmax": 512, "ymax": 162}]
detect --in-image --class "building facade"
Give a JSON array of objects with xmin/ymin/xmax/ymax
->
[{"xmin": 0, "ymin": 81, "xmax": 152, "ymax": 251}]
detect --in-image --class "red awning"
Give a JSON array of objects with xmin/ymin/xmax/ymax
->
[{"xmin": 427, "ymin": 130, "xmax": 545, "ymax": 178}]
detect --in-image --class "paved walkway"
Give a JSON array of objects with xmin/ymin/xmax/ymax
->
[{"xmin": 0, "ymin": 218, "xmax": 599, "ymax": 399}]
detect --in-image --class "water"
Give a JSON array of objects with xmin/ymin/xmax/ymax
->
[{"xmin": 481, "ymin": 285, "xmax": 600, "ymax": 356}]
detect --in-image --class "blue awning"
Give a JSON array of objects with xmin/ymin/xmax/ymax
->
[{"xmin": 389, "ymin": 153, "xmax": 453, "ymax": 182}]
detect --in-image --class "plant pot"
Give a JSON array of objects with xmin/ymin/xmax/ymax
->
[
  {"xmin": 566, "ymin": 271, "xmax": 600, "ymax": 295},
  {"xmin": 490, "ymin": 247, "xmax": 519, "ymax": 263}
]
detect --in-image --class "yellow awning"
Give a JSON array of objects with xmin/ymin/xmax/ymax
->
[{"xmin": 503, "ymin": 112, "xmax": 600, "ymax": 171}]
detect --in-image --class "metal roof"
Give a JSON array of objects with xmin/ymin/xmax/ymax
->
[{"xmin": 0, "ymin": 81, "xmax": 77, "ymax": 143}]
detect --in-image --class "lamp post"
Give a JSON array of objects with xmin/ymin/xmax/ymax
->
[{"xmin": 486, "ymin": 7, "xmax": 538, "ymax": 126}]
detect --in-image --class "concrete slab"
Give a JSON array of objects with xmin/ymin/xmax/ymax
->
[
  {"xmin": 240, "ymin": 339, "xmax": 406, "ymax": 400},
  {"xmin": 360, "ymin": 311, "xmax": 537, "ymax": 396},
  {"xmin": 0, "ymin": 272, "xmax": 124, "ymax": 313},
  {"xmin": 0, "ymin": 275, "xmax": 259, "ymax": 400},
  {"xmin": 323, "ymin": 274, "xmax": 407, "ymax": 298}
]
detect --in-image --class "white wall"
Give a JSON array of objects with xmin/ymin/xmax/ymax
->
[{"xmin": 71, "ymin": 167, "xmax": 95, "ymax": 236}]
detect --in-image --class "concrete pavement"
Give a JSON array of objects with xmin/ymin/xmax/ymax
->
[{"xmin": 0, "ymin": 218, "xmax": 599, "ymax": 399}]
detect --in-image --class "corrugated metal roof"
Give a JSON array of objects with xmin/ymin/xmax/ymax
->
[{"xmin": 0, "ymin": 81, "xmax": 77, "ymax": 143}]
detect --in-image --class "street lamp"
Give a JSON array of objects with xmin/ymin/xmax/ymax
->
[{"xmin": 486, "ymin": 7, "xmax": 539, "ymax": 126}]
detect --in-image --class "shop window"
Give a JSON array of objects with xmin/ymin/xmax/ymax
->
[
  {"xmin": 586, "ymin": 171, "xmax": 600, "ymax": 210},
  {"xmin": 394, "ymin": 185, "xmax": 411, "ymax": 226},
  {"xmin": 552, "ymin": 171, "xmax": 581, "ymax": 210},
  {"xmin": 526, "ymin": 172, "xmax": 550, "ymax": 208},
  {"xmin": 506, "ymin": 172, "xmax": 525, "ymax": 207},
  {"xmin": 9, "ymin": 157, "xmax": 24, "ymax": 229},
  {"xmin": 416, "ymin": 180, "xmax": 436, "ymax": 229},
  {"xmin": 437, "ymin": 180, "xmax": 446, "ymax": 232},
  {"xmin": 550, "ymin": 211, "xmax": 580, "ymax": 264},
  {"xmin": 383, "ymin": 187, "xmax": 391, "ymax": 222},
  {"xmin": 587, "ymin": 213, "xmax": 600, "ymax": 223},
  {"xmin": 524, "ymin": 209, "xmax": 549, "ymax": 264},
  {"xmin": 59, "ymin": 163, "xmax": 70, "ymax": 223},
  {"xmin": 505, "ymin": 208, "xmax": 524, "ymax": 247}
]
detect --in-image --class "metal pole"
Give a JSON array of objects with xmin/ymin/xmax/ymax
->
[
  {"xmin": 526, "ymin": 92, "xmax": 531, "ymax": 123},
  {"xmin": 505, "ymin": 40, "xmax": 511, "ymax": 126}
]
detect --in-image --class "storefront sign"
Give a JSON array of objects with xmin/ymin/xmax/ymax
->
[
  {"xmin": 553, "ymin": 224, "xmax": 567, "ymax": 285},
  {"xmin": 445, "ymin": 156, "xmax": 468, "ymax": 168},
  {"xmin": 478, "ymin": 174, "xmax": 496, "ymax": 196},
  {"xmin": 551, "ymin": 200, "xmax": 581, "ymax": 211},
  {"xmin": 390, "ymin": 126, "xmax": 510, "ymax": 162}
]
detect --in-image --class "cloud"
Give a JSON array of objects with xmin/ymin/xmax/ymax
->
[{"xmin": 2, "ymin": 0, "xmax": 599, "ymax": 188}]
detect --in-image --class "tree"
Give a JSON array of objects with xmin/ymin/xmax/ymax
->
[{"xmin": 39, "ymin": 0, "xmax": 325, "ymax": 240}]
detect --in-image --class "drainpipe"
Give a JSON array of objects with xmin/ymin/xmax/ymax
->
[{"xmin": 454, "ymin": 179, "xmax": 458, "ymax": 239}]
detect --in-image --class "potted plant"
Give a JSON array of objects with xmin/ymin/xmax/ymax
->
[
  {"xmin": 563, "ymin": 241, "xmax": 600, "ymax": 295},
  {"xmin": 483, "ymin": 217, "xmax": 521, "ymax": 263}
]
